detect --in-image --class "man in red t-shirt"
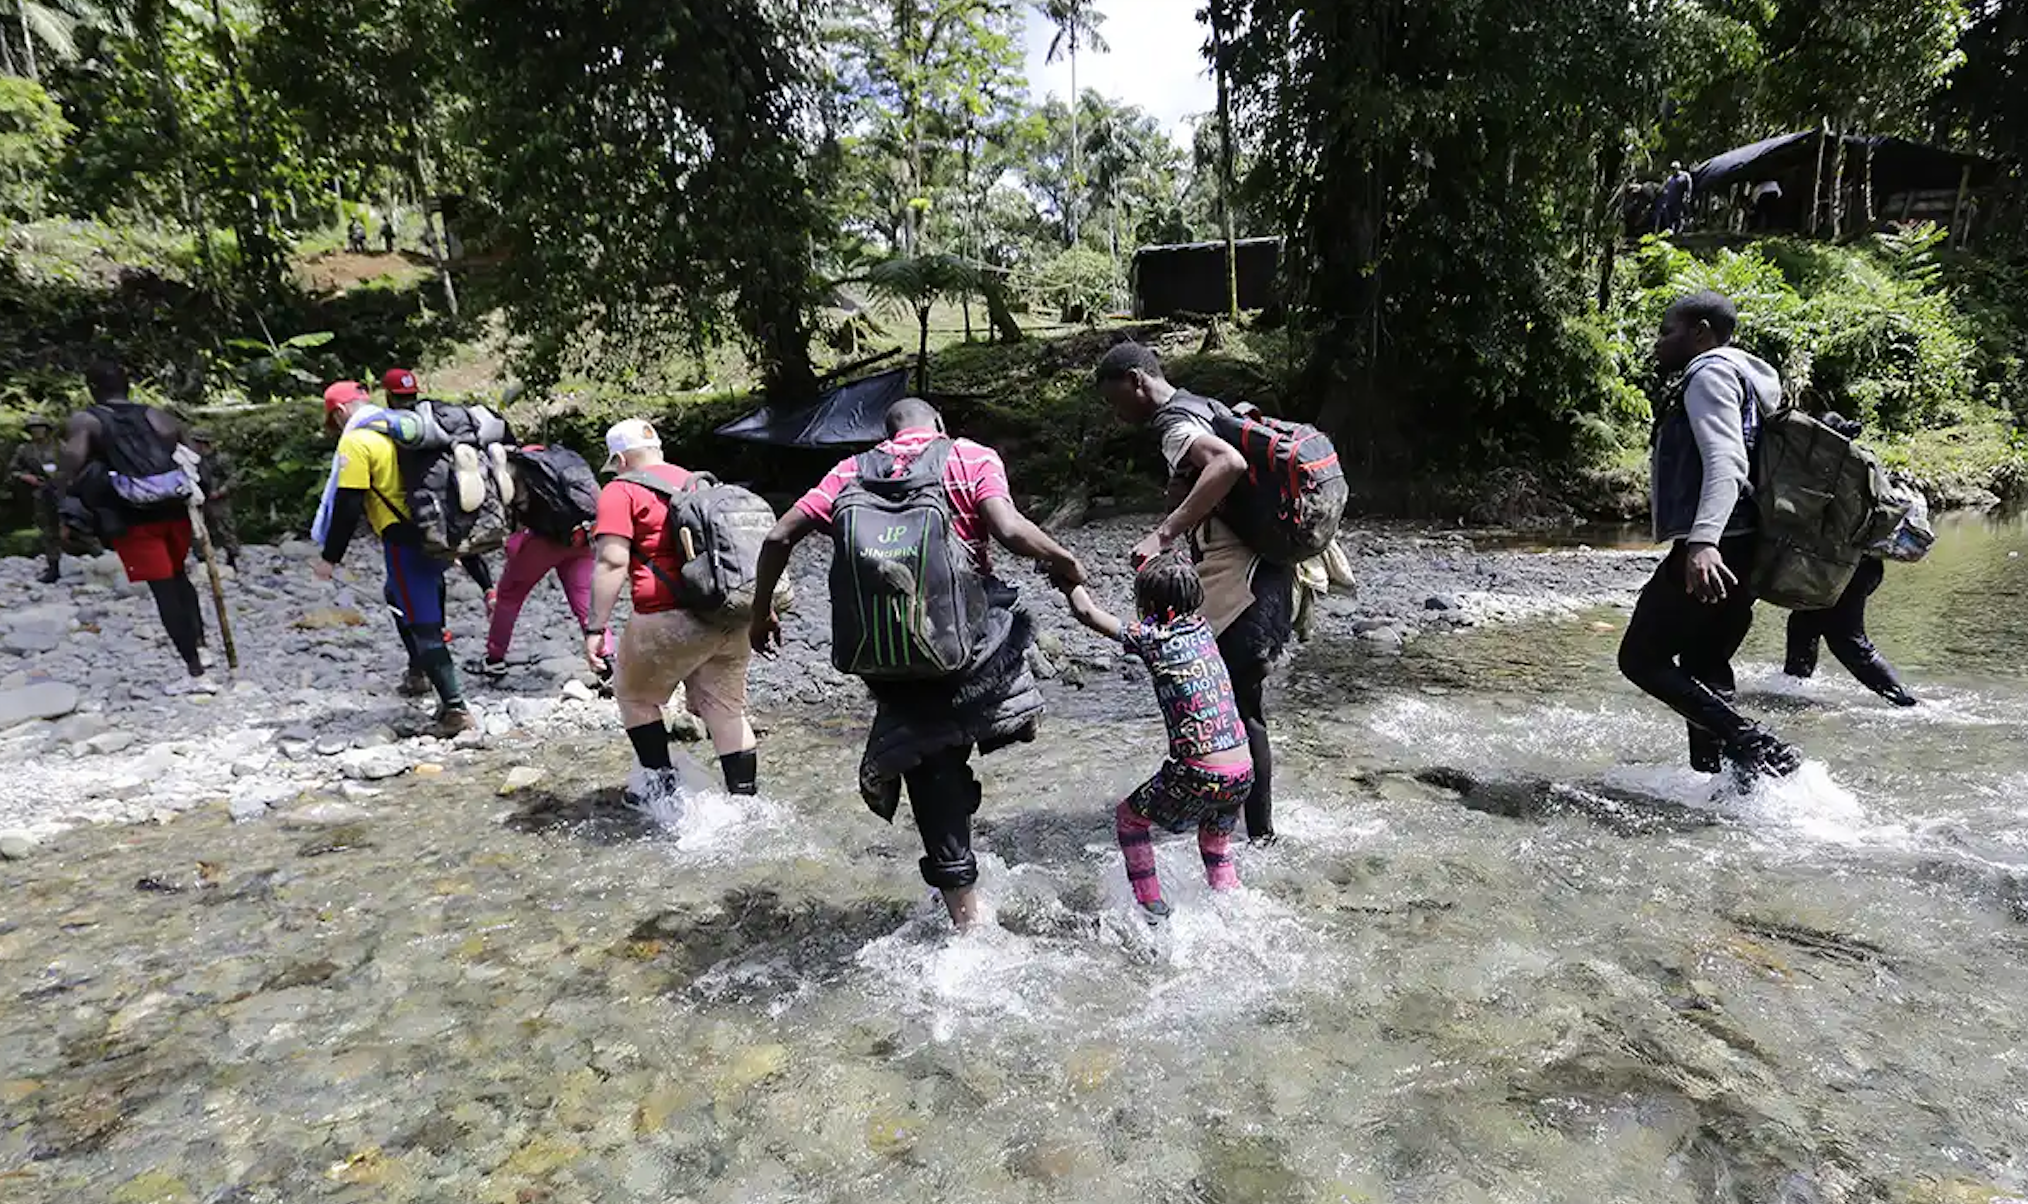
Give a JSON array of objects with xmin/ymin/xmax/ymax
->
[
  {"xmin": 748, "ymin": 397, "xmax": 1086, "ymax": 930},
  {"xmin": 583, "ymin": 418, "xmax": 759, "ymax": 804}
]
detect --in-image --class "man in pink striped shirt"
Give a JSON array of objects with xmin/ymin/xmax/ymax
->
[
  {"xmin": 789, "ymin": 424, "xmax": 1011, "ymax": 573},
  {"xmin": 749, "ymin": 398, "xmax": 1085, "ymax": 929}
]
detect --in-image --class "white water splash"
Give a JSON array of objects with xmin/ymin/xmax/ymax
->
[{"xmin": 627, "ymin": 760, "xmax": 815, "ymax": 861}]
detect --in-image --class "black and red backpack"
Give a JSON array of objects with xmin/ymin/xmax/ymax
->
[{"xmin": 1152, "ymin": 391, "xmax": 1347, "ymax": 565}]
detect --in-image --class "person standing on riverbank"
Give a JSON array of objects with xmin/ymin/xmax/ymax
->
[
  {"xmin": 1094, "ymin": 341, "xmax": 1294, "ymax": 846},
  {"xmin": 10, "ymin": 415, "xmax": 63, "ymax": 584},
  {"xmin": 58, "ymin": 361, "xmax": 207, "ymax": 678},
  {"xmin": 747, "ymin": 398, "xmax": 1085, "ymax": 930},
  {"xmin": 312, "ymin": 381, "xmax": 477, "ymax": 738},
  {"xmin": 1618, "ymin": 290, "xmax": 1800, "ymax": 783},
  {"xmin": 582, "ymin": 419, "xmax": 761, "ymax": 805}
]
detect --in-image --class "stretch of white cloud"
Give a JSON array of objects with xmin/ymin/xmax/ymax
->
[{"xmin": 1022, "ymin": 0, "xmax": 1215, "ymax": 147}]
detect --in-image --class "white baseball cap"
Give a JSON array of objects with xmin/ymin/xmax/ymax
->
[{"xmin": 603, "ymin": 418, "xmax": 661, "ymax": 472}]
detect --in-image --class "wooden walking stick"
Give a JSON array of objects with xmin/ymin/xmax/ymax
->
[{"xmin": 176, "ymin": 444, "xmax": 239, "ymax": 671}]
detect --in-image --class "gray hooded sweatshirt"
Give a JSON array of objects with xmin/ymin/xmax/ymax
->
[{"xmin": 1650, "ymin": 346, "xmax": 1782, "ymax": 546}]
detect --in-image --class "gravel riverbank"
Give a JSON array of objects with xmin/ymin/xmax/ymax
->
[{"xmin": 0, "ymin": 520, "xmax": 1661, "ymax": 848}]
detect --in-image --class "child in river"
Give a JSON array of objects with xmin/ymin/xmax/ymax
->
[{"xmin": 1062, "ymin": 552, "xmax": 1255, "ymax": 921}]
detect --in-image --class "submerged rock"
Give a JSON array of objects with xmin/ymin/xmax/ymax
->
[{"xmin": 0, "ymin": 831, "xmax": 36, "ymax": 860}]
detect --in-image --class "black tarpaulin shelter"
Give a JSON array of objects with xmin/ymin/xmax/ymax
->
[
  {"xmin": 1694, "ymin": 131, "xmax": 2003, "ymax": 196},
  {"xmin": 1131, "ymin": 238, "xmax": 1281, "ymax": 318},
  {"xmin": 716, "ymin": 365, "xmax": 912, "ymax": 448}
]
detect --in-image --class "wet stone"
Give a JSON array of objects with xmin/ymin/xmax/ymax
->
[
  {"xmin": 0, "ymin": 832, "xmax": 36, "ymax": 860},
  {"xmin": 296, "ymin": 823, "xmax": 374, "ymax": 858}
]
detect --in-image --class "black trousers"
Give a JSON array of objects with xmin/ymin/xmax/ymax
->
[
  {"xmin": 1785, "ymin": 558, "xmax": 1901, "ymax": 696},
  {"xmin": 1618, "ymin": 534, "xmax": 1765, "ymax": 768},
  {"xmin": 1218, "ymin": 628, "xmax": 1274, "ymax": 839},
  {"xmin": 905, "ymin": 743, "xmax": 981, "ymax": 890}
]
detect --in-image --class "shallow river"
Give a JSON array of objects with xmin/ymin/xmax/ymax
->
[{"xmin": 4, "ymin": 517, "xmax": 2027, "ymax": 1204}]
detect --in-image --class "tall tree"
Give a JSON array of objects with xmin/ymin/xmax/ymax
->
[
  {"xmin": 463, "ymin": 0, "xmax": 836, "ymax": 400},
  {"xmin": 1034, "ymin": 0, "xmax": 1105, "ymax": 245},
  {"xmin": 1225, "ymin": 0, "xmax": 1674, "ymax": 489},
  {"xmin": 1200, "ymin": 0, "xmax": 1238, "ymax": 317},
  {"xmin": 834, "ymin": 0, "xmax": 1025, "ymax": 257}
]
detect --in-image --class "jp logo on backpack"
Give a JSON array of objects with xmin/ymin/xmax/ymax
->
[
  {"xmin": 92, "ymin": 401, "xmax": 193, "ymax": 508},
  {"xmin": 375, "ymin": 401, "xmax": 517, "ymax": 560},
  {"xmin": 1152, "ymin": 393, "xmax": 1347, "ymax": 565},
  {"xmin": 618, "ymin": 471, "xmax": 788, "ymax": 621},
  {"xmin": 829, "ymin": 439, "xmax": 986, "ymax": 679},
  {"xmin": 1750, "ymin": 408, "xmax": 1912, "ymax": 609}
]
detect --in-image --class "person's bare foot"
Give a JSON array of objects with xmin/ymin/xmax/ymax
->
[{"xmin": 941, "ymin": 886, "xmax": 981, "ymax": 930}]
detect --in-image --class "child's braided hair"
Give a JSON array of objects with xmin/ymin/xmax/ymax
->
[{"xmin": 1134, "ymin": 549, "xmax": 1204, "ymax": 621}]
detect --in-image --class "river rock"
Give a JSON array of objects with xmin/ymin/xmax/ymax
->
[
  {"xmin": 1359, "ymin": 627, "xmax": 1406, "ymax": 657},
  {"xmin": 540, "ymin": 656, "xmax": 585, "ymax": 681},
  {"xmin": 503, "ymin": 697, "xmax": 555, "ymax": 725},
  {"xmin": 0, "ymin": 682, "xmax": 80, "ymax": 727},
  {"xmin": 281, "ymin": 801, "xmax": 369, "ymax": 828},
  {"xmin": 1424, "ymin": 593, "xmax": 1460, "ymax": 611},
  {"xmin": 338, "ymin": 747, "xmax": 411, "ymax": 781},
  {"xmin": 83, "ymin": 730, "xmax": 137, "ymax": 756},
  {"xmin": 314, "ymin": 735, "xmax": 350, "ymax": 756},
  {"xmin": 231, "ymin": 756, "xmax": 270, "ymax": 778},
  {"xmin": 50, "ymin": 712, "xmax": 112, "ymax": 746},
  {"xmin": 228, "ymin": 795, "xmax": 271, "ymax": 823},
  {"xmin": 561, "ymin": 679, "xmax": 596, "ymax": 703},
  {"xmin": 499, "ymin": 766, "xmax": 545, "ymax": 795},
  {"xmin": 3, "ymin": 624, "xmax": 63, "ymax": 654},
  {"xmin": 0, "ymin": 832, "xmax": 35, "ymax": 860}
]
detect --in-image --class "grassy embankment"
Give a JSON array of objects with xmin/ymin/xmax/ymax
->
[{"xmin": 3, "ymin": 218, "xmax": 2024, "ymax": 552}]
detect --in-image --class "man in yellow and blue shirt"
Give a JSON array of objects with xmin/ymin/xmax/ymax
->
[{"xmin": 313, "ymin": 380, "xmax": 491, "ymax": 737}]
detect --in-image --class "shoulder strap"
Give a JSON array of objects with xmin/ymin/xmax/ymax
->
[{"xmin": 617, "ymin": 469, "xmax": 685, "ymax": 499}]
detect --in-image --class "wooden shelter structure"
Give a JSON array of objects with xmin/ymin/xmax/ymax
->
[{"xmin": 1689, "ymin": 130, "xmax": 2008, "ymax": 244}]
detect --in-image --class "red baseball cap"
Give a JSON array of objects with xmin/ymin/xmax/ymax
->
[
  {"xmin": 323, "ymin": 380, "xmax": 369, "ymax": 432},
  {"xmin": 382, "ymin": 367, "xmax": 419, "ymax": 397}
]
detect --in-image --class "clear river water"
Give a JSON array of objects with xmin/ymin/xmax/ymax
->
[{"xmin": 3, "ymin": 514, "xmax": 2027, "ymax": 1204}]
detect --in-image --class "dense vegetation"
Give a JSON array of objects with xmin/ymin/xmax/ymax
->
[{"xmin": 0, "ymin": 0, "xmax": 2023, "ymax": 541}]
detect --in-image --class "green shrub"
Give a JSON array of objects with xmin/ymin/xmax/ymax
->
[
  {"xmin": 0, "ymin": 78, "xmax": 70, "ymax": 221},
  {"xmin": 1613, "ymin": 227, "xmax": 1985, "ymax": 434}
]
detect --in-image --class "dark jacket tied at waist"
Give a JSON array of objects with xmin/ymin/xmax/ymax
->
[{"xmin": 858, "ymin": 578, "xmax": 1043, "ymax": 821}]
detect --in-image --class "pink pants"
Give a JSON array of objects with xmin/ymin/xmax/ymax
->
[{"xmin": 485, "ymin": 530, "xmax": 615, "ymax": 661}]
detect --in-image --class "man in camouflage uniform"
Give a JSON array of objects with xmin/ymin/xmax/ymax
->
[
  {"xmin": 189, "ymin": 428, "xmax": 241, "ymax": 568},
  {"xmin": 9, "ymin": 415, "xmax": 63, "ymax": 583}
]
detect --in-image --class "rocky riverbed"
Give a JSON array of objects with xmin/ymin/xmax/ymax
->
[{"xmin": 0, "ymin": 521, "xmax": 1658, "ymax": 852}]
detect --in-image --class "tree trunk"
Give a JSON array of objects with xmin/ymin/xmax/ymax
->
[
  {"xmin": 983, "ymin": 277, "xmax": 1023, "ymax": 343},
  {"xmin": 1829, "ymin": 125, "xmax": 1848, "ymax": 240},
  {"xmin": 1809, "ymin": 120, "xmax": 1828, "ymax": 237},
  {"xmin": 915, "ymin": 306, "xmax": 931, "ymax": 395},
  {"xmin": 1212, "ymin": 1, "xmax": 1239, "ymax": 320},
  {"xmin": 1862, "ymin": 139, "xmax": 1876, "ymax": 229},
  {"xmin": 1067, "ymin": 43, "xmax": 1080, "ymax": 246},
  {"xmin": 410, "ymin": 134, "xmax": 459, "ymax": 319},
  {"xmin": 19, "ymin": 0, "xmax": 37, "ymax": 81}
]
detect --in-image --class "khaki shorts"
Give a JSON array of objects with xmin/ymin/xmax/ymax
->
[{"xmin": 614, "ymin": 609, "xmax": 753, "ymax": 733}]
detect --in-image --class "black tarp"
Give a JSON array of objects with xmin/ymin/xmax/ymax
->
[
  {"xmin": 1131, "ymin": 238, "xmax": 1281, "ymax": 318},
  {"xmin": 1693, "ymin": 131, "xmax": 2002, "ymax": 195},
  {"xmin": 716, "ymin": 366, "xmax": 912, "ymax": 448}
]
